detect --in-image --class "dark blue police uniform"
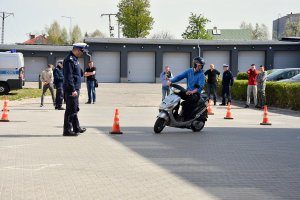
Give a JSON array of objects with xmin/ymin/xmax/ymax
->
[
  {"xmin": 53, "ymin": 63, "xmax": 64, "ymax": 109},
  {"xmin": 63, "ymin": 51, "xmax": 82, "ymax": 134},
  {"xmin": 221, "ymin": 68, "xmax": 234, "ymax": 105}
]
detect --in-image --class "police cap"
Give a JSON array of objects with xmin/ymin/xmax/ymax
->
[{"xmin": 73, "ymin": 43, "xmax": 89, "ymax": 52}]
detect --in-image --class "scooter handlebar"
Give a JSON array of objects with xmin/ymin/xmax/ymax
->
[{"xmin": 170, "ymin": 83, "xmax": 187, "ymax": 93}]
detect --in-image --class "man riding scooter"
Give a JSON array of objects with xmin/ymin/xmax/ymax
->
[{"xmin": 167, "ymin": 57, "xmax": 206, "ymax": 121}]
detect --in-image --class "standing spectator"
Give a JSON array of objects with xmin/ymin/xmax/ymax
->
[
  {"xmin": 19, "ymin": 67, "xmax": 25, "ymax": 86},
  {"xmin": 220, "ymin": 64, "xmax": 234, "ymax": 106},
  {"xmin": 204, "ymin": 64, "xmax": 220, "ymax": 105},
  {"xmin": 256, "ymin": 65, "xmax": 267, "ymax": 109},
  {"xmin": 40, "ymin": 64, "xmax": 55, "ymax": 107},
  {"xmin": 245, "ymin": 64, "xmax": 258, "ymax": 108},
  {"xmin": 84, "ymin": 61, "xmax": 96, "ymax": 104},
  {"xmin": 63, "ymin": 43, "xmax": 88, "ymax": 136},
  {"xmin": 160, "ymin": 66, "xmax": 173, "ymax": 100},
  {"xmin": 53, "ymin": 60, "xmax": 65, "ymax": 110}
]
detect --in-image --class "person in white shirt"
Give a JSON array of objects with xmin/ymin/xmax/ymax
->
[{"xmin": 40, "ymin": 64, "xmax": 55, "ymax": 107}]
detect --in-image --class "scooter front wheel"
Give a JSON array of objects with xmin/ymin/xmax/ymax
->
[{"xmin": 154, "ymin": 118, "xmax": 166, "ymax": 133}]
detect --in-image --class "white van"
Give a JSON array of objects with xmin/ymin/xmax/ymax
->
[{"xmin": 0, "ymin": 51, "xmax": 24, "ymax": 95}]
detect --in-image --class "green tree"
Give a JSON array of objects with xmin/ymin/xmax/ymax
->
[
  {"xmin": 117, "ymin": 0, "xmax": 154, "ymax": 38},
  {"xmin": 89, "ymin": 29, "xmax": 105, "ymax": 38},
  {"xmin": 284, "ymin": 18, "xmax": 300, "ymax": 37},
  {"xmin": 151, "ymin": 31, "xmax": 174, "ymax": 39},
  {"xmin": 60, "ymin": 27, "xmax": 69, "ymax": 44},
  {"xmin": 240, "ymin": 21, "xmax": 269, "ymax": 40},
  {"xmin": 182, "ymin": 13, "xmax": 211, "ymax": 39},
  {"xmin": 46, "ymin": 21, "xmax": 64, "ymax": 44},
  {"xmin": 45, "ymin": 21, "xmax": 72, "ymax": 44},
  {"xmin": 70, "ymin": 25, "xmax": 83, "ymax": 44}
]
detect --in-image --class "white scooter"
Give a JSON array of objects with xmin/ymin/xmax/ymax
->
[{"xmin": 154, "ymin": 84, "xmax": 208, "ymax": 133}]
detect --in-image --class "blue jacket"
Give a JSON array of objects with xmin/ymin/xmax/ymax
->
[
  {"xmin": 63, "ymin": 52, "xmax": 82, "ymax": 92},
  {"xmin": 53, "ymin": 66, "xmax": 64, "ymax": 86},
  {"xmin": 171, "ymin": 68, "xmax": 205, "ymax": 93}
]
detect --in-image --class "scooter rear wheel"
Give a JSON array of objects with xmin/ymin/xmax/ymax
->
[
  {"xmin": 191, "ymin": 121, "xmax": 205, "ymax": 132},
  {"xmin": 154, "ymin": 118, "xmax": 166, "ymax": 133}
]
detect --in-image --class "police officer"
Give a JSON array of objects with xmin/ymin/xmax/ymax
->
[
  {"xmin": 219, "ymin": 64, "xmax": 234, "ymax": 106},
  {"xmin": 63, "ymin": 43, "xmax": 88, "ymax": 136},
  {"xmin": 53, "ymin": 60, "xmax": 64, "ymax": 110}
]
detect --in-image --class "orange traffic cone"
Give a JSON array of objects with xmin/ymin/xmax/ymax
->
[
  {"xmin": 224, "ymin": 102, "xmax": 233, "ymax": 119},
  {"xmin": 260, "ymin": 105, "xmax": 272, "ymax": 125},
  {"xmin": 1, "ymin": 95, "xmax": 9, "ymax": 112},
  {"xmin": 0, "ymin": 106, "xmax": 9, "ymax": 122},
  {"xmin": 110, "ymin": 108, "xmax": 123, "ymax": 134},
  {"xmin": 207, "ymin": 99, "xmax": 214, "ymax": 115}
]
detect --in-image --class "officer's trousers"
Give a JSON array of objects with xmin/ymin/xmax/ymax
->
[
  {"xmin": 55, "ymin": 82, "xmax": 64, "ymax": 108},
  {"xmin": 221, "ymin": 85, "xmax": 231, "ymax": 104},
  {"xmin": 63, "ymin": 90, "xmax": 80, "ymax": 133}
]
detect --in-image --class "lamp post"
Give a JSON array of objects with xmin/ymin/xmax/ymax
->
[
  {"xmin": 0, "ymin": 11, "xmax": 14, "ymax": 44},
  {"xmin": 101, "ymin": 13, "xmax": 120, "ymax": 38},
  {"xmin": 61, "ymin": 16, "xmax": 73, "ymax": 40}
]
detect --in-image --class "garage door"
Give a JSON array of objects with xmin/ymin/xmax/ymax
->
[
  {"xmin": 238, "ymin": 51, "xmax": 265, "ymax": 73},
  {"xmin": 203, "ymin": 51, "xmax": 230, "ymax": 73},
  {"xmin": 163, "ymin": 53, "xmax": 190, "ymax": 82},
  {"xmin": 274, "ymin": 51, "xmax": 300, "ymax": 69},
  {"xmin": 24, "ymin": 57, "xmax": 48, "ymax": 81},
  {"xmin": 128, "ymin": 52, "xmax": 155, "ymax": 83},
  {"xmin": 92, "ymin": 52, "xmax": 120, "ymax": 83}
]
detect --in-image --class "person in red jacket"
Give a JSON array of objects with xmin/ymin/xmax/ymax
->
[{"xmin": 245, "ymin": 64, "xmax": 258, "ymax": 108}]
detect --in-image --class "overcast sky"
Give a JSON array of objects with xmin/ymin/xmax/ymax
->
[{"xmin": 1, "ymin": 0, "xmax": 299, "ymax": 44}]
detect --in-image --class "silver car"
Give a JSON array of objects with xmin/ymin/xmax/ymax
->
[
  {"xmin": 278, "ymin": 73, "xmax": 300, "ymax": 83},
  {"xmin": 267, "ymin": 68, "xmax": 300, "ymax": 81}
]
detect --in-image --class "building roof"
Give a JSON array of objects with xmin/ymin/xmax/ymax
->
[
  {"xmin": 23, "ymin": 35, "xmax": 48, "ymax": 45},
  {"xmin": 207, "ymin": 29, "xmax": 252, "ymax": 40},
  {"xmin": 0, "ymin": 44, "xmax": 72, "ymax": 52},
  {"xmin": 0, "ymin": 38, "xmax": 298, "ymax": 53},
  {"xmin": 84, "ymin": 37, "xmax": 300, "ymax": 46}
]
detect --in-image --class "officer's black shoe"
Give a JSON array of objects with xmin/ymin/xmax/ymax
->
[
  {"xmin": 219, "ymin": 103, "xmax": 226, "ymax": 106},
  {"xmin": 74, "ymin": 128, "xmax": 86, "ymax": 134},
  {"xmin": 57, "ymin": 107, "xmax": 65, "ymax": 110},
  {"xmin": 244, "ymin": 105, "xmax": 249, "ymax": 108},
  {"xmin": 63, "ymin": 131, "xmax": 78, "ymax": 136},
  {"xmin": 85, "ymin": 102, "xmax": 91, "ymax": 104}
]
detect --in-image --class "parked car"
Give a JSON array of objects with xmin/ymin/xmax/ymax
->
[
  {"xmin": 278, "ymin": 73, "xmax": 300, "ymax": 83},
  {"xmin": 266, "ymin": 68, "xmax": 300, "ymax": 81}
]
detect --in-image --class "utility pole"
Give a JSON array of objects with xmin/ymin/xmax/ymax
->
[
  {"xmin": 0, "ymin": 11, "xmax": 14, "ymax": 44},
  {"xmin": 101, "ymin": 13, "xmax": 120, "ymax": 38},
  {"xmin": 61, "ymin": 16, "xmax": 73, "ymax": 42}
]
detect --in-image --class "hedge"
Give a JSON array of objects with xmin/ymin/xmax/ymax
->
[
  {"xmin": 236, "ymin": 72, "xmax": 248, "ymax": 80},
  {"xmin": 214, "ymin": 80, "xmax": 300, "ymax": 111}
]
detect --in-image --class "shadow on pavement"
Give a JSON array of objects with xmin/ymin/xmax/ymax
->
[{"xmin": 93, "ymin": 125, "xmax": 300, "ymax": 200}]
